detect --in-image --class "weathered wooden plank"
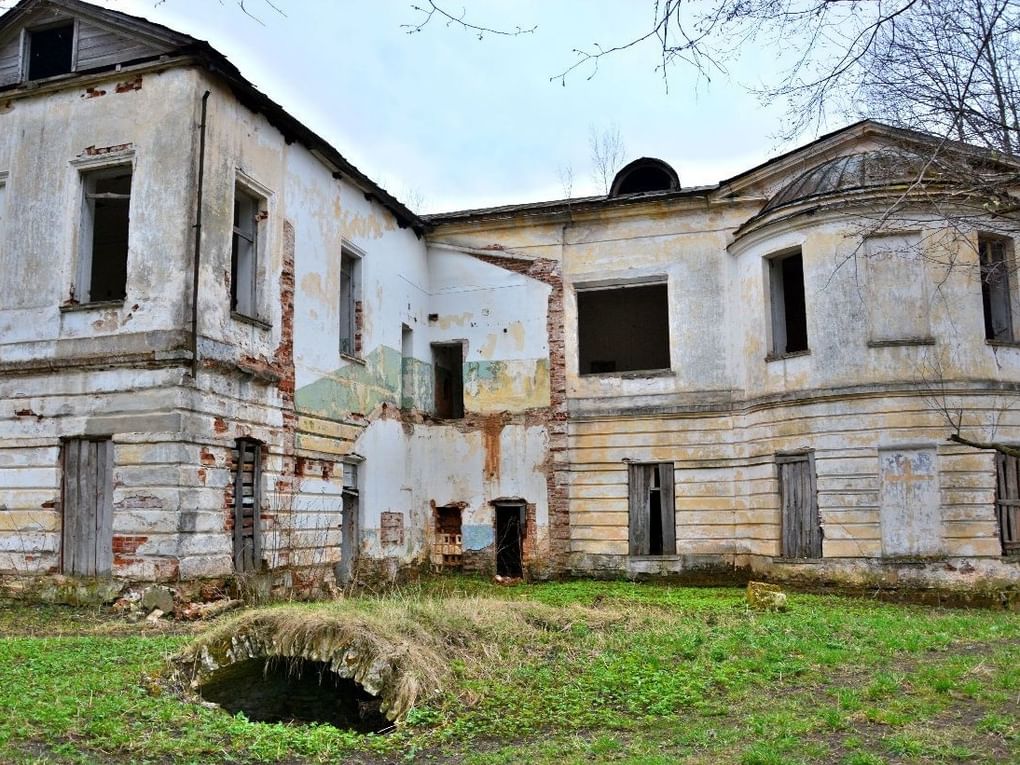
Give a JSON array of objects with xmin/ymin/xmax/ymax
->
[
  {"xmin": 628, "ymin": 464, "xmax": 649, "ymax": 556},
  {"xmin": 79, "ymin": 440, "xmax": 96, "ymax": 577},
  {"xmin": 61, "ymin": 440, "xmax": 79, "ymax": 575},
  {"xmin": 251, "ymin": 442, "xmax": 262, "ymax": 569},
  {"xmin": 659, "ymin": 463, "xmax": 676, "ymax": 555},
  {"xmin": 232, "ymin": 441, "xmax": 245, "ymax": 572},
  {"xmin": 95, "ymin": 440, "xmax": 113, "ymax": 576}
]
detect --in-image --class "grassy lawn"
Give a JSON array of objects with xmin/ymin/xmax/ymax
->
[{"xmin": 0, "ymin": 578, "xmax": 1018, "ymax": 764}]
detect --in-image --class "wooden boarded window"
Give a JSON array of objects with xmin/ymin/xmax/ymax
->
[
  {"xmin": 777, "ymin": 453, "xmax": 821, "ymax": 559},
  {"xmin": 994, "ymin": 452, "xmax": 1020, "ymax": 555},
  {"xmin": 232, "ymin": 438, "xmax": 263, "ymax": 573},
  {"xmin": 628, "ymin": 463, "xmax": 676, "ymax": 556},
  {"xmin": 61, "ymin": 437, "xmax": 114, "ymax": 576}
]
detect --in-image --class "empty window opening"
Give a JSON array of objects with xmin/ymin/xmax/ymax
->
[
  {"xmin": 431, "ymin": 505, "xmax": 463, "ymax": 569},
  {"xmin": 26, "ymin": 23, "xmax": 75, "ymax": 81},
  {"xmin": 980, "ymin": 236, "xmax": 1014, "ymax": 343},
  {"xmin": 61, "ymin": 437, "xmax": 114, "ymax": 576},
  {"xmin": 994, "ymin": 451, "xmax": 1020, "ymax": 556},
  {"xmin": 231, "ymin": 185, "xmax": 261, "ymax": 317},
  {"xmin": 79, "ymin": 168, "xmax": 131, "ymax": 303},
  {"xmin": 494, "ymin": 503, "xmax": 524, "ymax": 578},
  {"xmin": 339, "ymin": 249, "xmax": 363, "ymax": 356},
  {"xmin": 231, "ymin": 438, "xmax": 262, "ymax": 573},
  {"xmin": 768, "ymin": 250, "xmax": 809, "ymax": 356},
  {"xmin": 777, "ymin": 453, "xmax": 821, "ymax": 559},
  {"xmin": 577, "ymin": 283, "xmax": 670, "ymax": 375},
  {"xmin": 198, "ymin": 658, "xmax": 388, "ymax": 732},
  {"xmin": 628, "ymin": 463, "xmax": 676, "ymax": 556},
  {"xmin": 432, "ymin": 342, "xmax": 464, "ymax": 418},
  {"xmin": 400, "ymin": 324, "xmax": 413, "ymax": 408}
]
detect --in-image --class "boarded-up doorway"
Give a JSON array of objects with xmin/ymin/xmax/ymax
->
[
  {"xmin": 994, "ymin": 451, "xmax": 1020, "ymax": 555},
  {"xmin": 432, "ymin": 505, "xmax": 463, "ymax": 569},
  {"xmin": 879, "ymin": 448, "xmax": 941, "ymax": 556},
  {"xmin": 494, "ymin": 502, "xmax": 524, "ymax": 578},
  {"xmin": 628, "ymin": 463, "xmax": 676, "ymax": 556},
  {"xmin": 777, "ymin": 453, "xmax": 821, "ymax": 559},
  {"xmin": 232, "ymin": 438, "xmax": 262, "ymax": 573},
  {"xmin": 61, "ymin": 437, "xmax": 114, "ymax": 576}
]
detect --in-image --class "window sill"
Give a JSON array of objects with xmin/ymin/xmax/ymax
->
[
  {"xmin": 765, "ymin": 349, "xmax": 810, "ymax": 363},
  {"xmin": 579, "ymin": 368, "xmax": 674, "ymax": 379},
  {"xmin": 60, "ymin": 300, "xmax": 124, "ymax": 313},
  {"xmin": 340, "ymin": 353, "xmax": 366, "ymax": 366},
  {"xmin": 231, "ymin": 311, "xmax": 272, "ymax": 331},
  {"xmin": 987, "ymin": 339, "xmax": 1020, "ymax": 349},
  {"xmin": 868, "ymin": 337, "xmax": 935, "ymax": 348}
]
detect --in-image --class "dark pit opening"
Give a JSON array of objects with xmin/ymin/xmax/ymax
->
[{"xmin": 198, "ymin": 658, "xmax": 389, "ymax": 732}]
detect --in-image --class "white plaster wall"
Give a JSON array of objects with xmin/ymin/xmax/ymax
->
[{"xmin": 0, "ymin": 66, "xmax": 197, "ymax": 353}]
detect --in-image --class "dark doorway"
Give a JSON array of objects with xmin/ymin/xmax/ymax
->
[
  {"xmin": 432, "ymin": 342, "xmax": 464, "ymax": 419},
  {"xmin": 494, "ymin": 503, "xmax": 524, "ymax": 578}
]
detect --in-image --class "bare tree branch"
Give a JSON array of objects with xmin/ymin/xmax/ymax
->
[{"xmin": 402, "ymin": 1, "xmax": 535, "ymax": 39}]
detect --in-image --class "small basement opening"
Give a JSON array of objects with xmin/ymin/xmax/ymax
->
[{"xmin": 198, "ymin": 657, "xmax": 389, "ymax": 732}]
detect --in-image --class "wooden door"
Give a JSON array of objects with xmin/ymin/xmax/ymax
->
[
  {"xmin": 994, "ymin": 451, "xmax": 1020, "ymax": 555},
  {"xmin": 232, "ymin": 439, "xmax": 262, "ymax": 573},
  {"xmin": 61, "ymin": 438, "xmax": 114, "ymax": 576},
  {"xmin": 628, "ymin": 463, "xmax": 676, "ymax": 556},
  {"xmin": 778, "ymin": 454, "xmax": 821, "ymax": 559}
]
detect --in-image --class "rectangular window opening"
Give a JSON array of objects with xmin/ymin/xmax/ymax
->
[
  {"xmin": 232, "ymin": 438, "xmax": 263, "ymax": 573},
  {"xmin": 777, "ymin": 453, "xmax": 821, "ymax": 559},
  {"xmin": 432, "ymin": 342, "xmax": 464, "ymax": 419},
  {"xmin": 628, "ymin": 462, "xmax": 676, "ymax": 556},
  {"xmin": 79, "ymin": 167, "xmax": 131, "ymax": 304},
  {"xmin": 577, "ymin": 282, "xmax": 670, "ymax": 375},
  {"xmin": 994, "ymin": 451, "xmax": 1020, "ymax": 556},
  {"xmin": 339, "ymin": 250, "xmax": 362, "ymax": 356},
  {"xmin": 980, "ymin": 236, "xmax": 1014, "ymax": 343},
  {"xmin": 26, "ymin": 22, "xmax": 75, "ymax": 81},
  {"xmin": 400, "ymin": 324, "xmax": 413, "ymax": 409},
  {"xmin": 769, "ymin": 250, "xmax": 809, "ymax": 356},
  {"xmin": 231, "ymin": 185, "xmax": 262, "ymax": 318}
]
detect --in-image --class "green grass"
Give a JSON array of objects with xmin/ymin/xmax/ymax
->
[{"xmin": 1, "ymin": 577, "xmax": 1018, "ymax": 763}]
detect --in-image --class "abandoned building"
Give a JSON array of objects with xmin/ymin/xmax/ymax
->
[{"xmin": 1, "ymin": 0, "xmax": 1019, "ymax": 595}]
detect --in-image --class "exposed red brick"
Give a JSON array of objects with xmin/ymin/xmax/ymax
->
[
  {"xmin": 81, "ymin": 143, "xmax": 131, "ymax": 157},
  {"xmin": 213, "ymin": 417, "xmax": 228, "ymax": 434},
  {"xmin": 114, "ymin": 76, "xmax": 143, "ymax": 93},
  {"xmin": 82, "ymin": 86, "xmax": 106, "ymax": 98},
  {"xmin": 197, "ymin": 468, "xmax": 207, "ymax": 485},
  {"xmin": 14, "ymin": 408, "xmax": 35, "ymax": 417},
  {"xmin": 112, "ymin": 535, "xmax": 147, "ymax": 554},
  {"xmin": 471, "ymin": 252, "xmax": 569, "ymax": 571},
  {"xmin": 199, "ymin": 448, "xmax": 216, "ymax": 467}
]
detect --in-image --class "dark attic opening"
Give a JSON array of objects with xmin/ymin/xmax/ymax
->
[
  {"xmin": 197, "ymin": 658, "xmax": 390, "ymax": 733},
  {"xmin": 27, "ymin": 23, "xmax": 75, "ymax": 80}
]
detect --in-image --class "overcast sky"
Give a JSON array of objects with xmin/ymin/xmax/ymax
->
[{"xmin": 83, "ymin": 1, "xmax": 806, "ymax": 213}]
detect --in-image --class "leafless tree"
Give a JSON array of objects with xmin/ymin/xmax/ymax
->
[{"xmin": 589, "ymin": 124, "xmax": 626, "ymax": 195}]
